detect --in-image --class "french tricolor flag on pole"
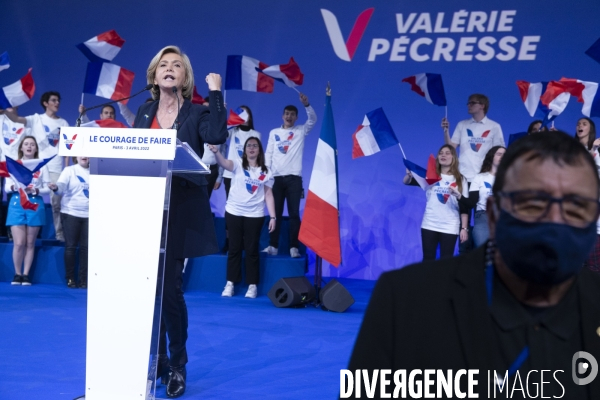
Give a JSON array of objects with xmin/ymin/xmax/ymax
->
[
  {"xmin": 352, "ymin": 108, "xmax": 399, "ymax": 159},
  {"xmin": 556, "ymin": 77, "xmax": 600, "ymax": 118},
  {"xmin": 299, "ymin": 91, "xmax": 341, "ymax": 267},
  {"xmin": 0, "ymin": 68, "xmax": 35, "ymax": 109},
  {"xmin": 403, "ymin": 155, "xmax": 441, "ymax": 190},
  {"xmin": 0, "ymin": 156, "xmax": 55, "ymax": 211},
  {"xmin": 0, "ymin": 51, "xmax": 10, "ymax": 72},
  {"xmin": 225, "ymin": 55, "xmax": 274, "ymax": 93},
  {"xmin": 516, "ymin": 80, "xmax": 549, "ymax": 118},
  {"xmin": 82, "ymin": 119, "xmax": 128, "ymax": 129},
  {"xmin": 76, "ymin": 30, "xmax": 125, "ymax": 63},
  {"xmin": 83, "ymin": 62, "xmax": 134, "ymax": 104},
  {"xmin": 402, "ymin": 73, "xmax": 447, "ymax": 106},
  {"xmin": 539, "ymin": 80, "xmax": 572, "ymax": 119},
  {"xmin": 227, "ymin": 107, "xmax": 249, "ymax": 129},
  {"xmin": 259, "ymin": 57, "xmax": 304, "ymax": 88}
]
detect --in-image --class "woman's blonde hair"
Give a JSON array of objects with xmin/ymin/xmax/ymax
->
[{"xmin": 147, "ymin": 45, "xmax": 194, "ymax": 100}]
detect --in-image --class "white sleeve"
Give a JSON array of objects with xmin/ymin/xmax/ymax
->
[
  {"xmin": 37, "ymin": 166, "xmax": 51, "ymax": 195},
  {"xmin": 54, "ymin": 167, "xmax": 71, "ymax": 195},
  {"xmin": 302, "ymin": 106, "xmax": 317, "ymax": 135},
  {"xmin": 118, "ymin": 102, "xmax": 136, "ymax": 127},
  {"xmin": 493, "ymin": 123, "xmax": 505, "ymax": 147},
  {"xmin": 264, "ymin": 130, "xmax": 274, "ymax": 170},
  {"xmin": 80, "ymin": 114, "xmax": 90, "ymax": 124},
  {"xmin": 450, "ymin": 121, "xmax": 462, "ymax": 146},
  {"xmin": 461, "ymin": 177, "xmax": 469, "ymax": 198}
]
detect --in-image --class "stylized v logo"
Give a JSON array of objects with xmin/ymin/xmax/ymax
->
[{"xmin": 321, "ymin": 8, "xmax": 374, "ymax": 62}]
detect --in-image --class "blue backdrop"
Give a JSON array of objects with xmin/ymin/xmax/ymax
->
[{"xmin": 1, "ymin": 0, "xmax": 599, "ymax": 279}]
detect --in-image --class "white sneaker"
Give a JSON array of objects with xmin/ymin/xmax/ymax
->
[
  {"xmin": 290, "ymin": 247, "xmax": 301, "ymax": 258},
  {"xmin": 221, "ymin": 281, "xmax": 234, "ymax": 297},
  {"xmin": 261, "ymin": 246, "xmax": 278, "ymax": 255},
  {"xmin": 245, "ymin": 284, "xmax": 257, "ymax": 298}
]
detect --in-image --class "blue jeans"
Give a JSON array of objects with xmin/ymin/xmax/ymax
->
[{"xmin": 472, "ymin": 210, "xmax": 489, "ymax": 248}]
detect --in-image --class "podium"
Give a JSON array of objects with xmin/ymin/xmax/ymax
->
[{"xmin": 59, "ymin": 127, "xmax": 209, "ymax": 400}]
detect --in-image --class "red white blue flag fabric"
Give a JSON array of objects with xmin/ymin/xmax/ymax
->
[
  {"xmin": 259, "ymin": 57, "xmax": 304, "ymax": 88},
  {"xmin": 76, "ymin": 30, "xmax": 125, "ymax": 63},
  {"xmin": 83, "ymin": 62, "xmax": 135, "ymax": 104},
  {"xmin": 225, "ymin": 55, "xmax": 274, "ymax": 93},
  {"xmin": 402, "ymin": 73, "xmax": 447, "ymax": 106},
  {"xmin": 0, "ymin": 68, "xmax": 35, "ymax": 109},
  {"xmin": 0, "ymin": 156, "xmax": 54, "ymax": 211},
  {"xmin": 0, "ymin": 51, "xmax": 10, "ymax": 72},
  {"xmin": 403, "ymin": 155, "xmax": 441, "ymax": 190},
  {"xmin": 352, "ymin": 108, "xmax": 399, "ymax": 159},
  {"xmin": 516, "ymin": 80, "xmax": 550, "ymax": 118},
  {"xmin": 299, "ymin": 93, "xmax": 341, "ymax": 266},
  {"xmin": 539, "ymin": 81, "xmax": 571, "ymax": 120},
  {"xmin": 554, "ymin": 77, "xmax": 600, "ymax": 118},
  {"xmin": 227, "ymin": 107, "xmax": 249, "ymax": 129},
  {"xmin": 82, "ymin": 119, "xmax": 128, "ymax": 129}
]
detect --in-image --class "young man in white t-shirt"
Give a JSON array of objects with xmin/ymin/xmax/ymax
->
[
  {"xmin": 262, "ymin": 93, "xmax": 317, "ymax": 258},
  {"xmin": 441, "ymin": 93, "xmax": 504, "ymax": 254},
  {"xmin": 441, "ymin": 94, "xmax": 505, "ymax": 183},
  {"xmin": 0, "ymin": 91, "xmax": 70, "ymax": 240}
]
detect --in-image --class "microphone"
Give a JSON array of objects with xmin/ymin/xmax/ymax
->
[
  {"xmin": 76, "ymin": 84, "xmax": 153, "ymax": 127},
  {"xmin": 172, "ymin": 86, "xmax": 180, "ymax": 130}
]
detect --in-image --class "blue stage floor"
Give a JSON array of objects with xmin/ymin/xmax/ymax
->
[{"xmin": 0, "ymin": 278, "xmax": 375, "ymax": 400}]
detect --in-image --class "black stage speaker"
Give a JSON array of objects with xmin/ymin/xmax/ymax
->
[
  {"xmin": 268, "ymin": 277, "xmax": 316, "ymax": 308},
  {"xmin": 319, "ymin": 279, "xmax": 354, "ymax": 313}
]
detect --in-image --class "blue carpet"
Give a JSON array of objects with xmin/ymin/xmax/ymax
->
[{"xmin": 0, "ymin": 278, "xmax": 375, "ymax": 400}]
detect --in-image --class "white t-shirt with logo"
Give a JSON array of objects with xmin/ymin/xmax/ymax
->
[
  {"xmin": 222, "ymin": 127, "xmax": 261, "ymax": 179},
  {"xmin": 225, "ymin": 160, "xmax": 274, "ymax": 218},
  {"xmin": 0, "ymin": 115, "xmax": 29, "ymax": 161},
  {"xmin": 265, "ymin": 106, "xmax": 317, "ymax": 177},
  {"xmin": 470, "ymin": 172, "xmax": 495, "ymax": 211},
  {"xmin": 56, "ymin": 163, "xmax": 90, "ymax": 218},
  {"xmin": 451, "ymin": 116, "xmax": 504, "ymax": 181},
  {"xmin": 421, "ymin": 174, "xmax": 469, "ymax": 235},
  {"xmin": 25, "ymin": 113, "xmax": 69, "ymax": 175}
]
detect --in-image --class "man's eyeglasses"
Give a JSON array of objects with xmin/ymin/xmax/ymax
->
[
  {"xmin": 246, "ymin": 144, "xmax": 259, "ymax": 149},
  {"xmin": 497, "ymin": 190, "xmax": 600, "ymax": 228},
  {"xmin": 466, "ymin": 101, "xmax": 480, "ymax": 106}
]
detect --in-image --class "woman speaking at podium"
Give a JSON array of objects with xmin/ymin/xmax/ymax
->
[{"xmin": 133, "ymin": 45, "xmax": 227, "ymax": 398}]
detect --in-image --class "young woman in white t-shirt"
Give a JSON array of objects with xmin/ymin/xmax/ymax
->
[
  {"xmin": 50, "ymin": 156, "xmax": 90, "ymax": 288},
  {"xmin": 404, "ymin": 144, "xmax": 469, "ymax": 261},
  {"xmin": 5, "ymin": 136, "xmax": 51, "ymax": 285},
  {"xmin": 464, "ymin": 146, "xmax": 505, "ymax": 247},
  {"xmin": 208, "ymin": 137, "xmax": 275, "ymax": 298}
]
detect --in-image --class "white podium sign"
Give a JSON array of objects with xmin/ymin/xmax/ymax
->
[
  {"xmin": 60, "ymin": 127, "xmax": 180, "ymax": 400},
  {"xmin": 59, "ymin": 127, "xmax": 176, "ymax": 160}
]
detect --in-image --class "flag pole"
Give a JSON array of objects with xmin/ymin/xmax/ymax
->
[
  {"xmin": 292, "ymin": 86, "xmax": 300, "ymax": 94},
  {"xmin": 81, "ymin": 93, "xmax": 85, "ymax": 106},
  {"xmin": 398, "ymin": 143, "xmax": 407, "ymax": 159},
  {"xmin": 445, "ymin": 105, "xmax": 448, "ymax": 119}
]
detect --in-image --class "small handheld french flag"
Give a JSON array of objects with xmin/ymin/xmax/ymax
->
[
  {"xmin": 352, "ymin": 108, "xmax": 399, "ymax": 159},
  {"xmin": 83, "ymin": 62, "xmax": 134, "ymax": 104},
  {"xmin": 225, "ymin": 55, "xmax": 274, "ymax": 93},
  {"xmin": 0, "ymin": 51, "xmax": 10, "ymax": 72},
  {"xmin": 516, "ymin": 80, "xmax": 548, "ymax": 118},
  {"xmin": 402, "ymin": 73, "xmax": 447, "ymax": 106},
  {"xmin": 403, "ymin": 155, "xmax": 441, "ymax": 190},
  {"xmin": 0, "ymin": 68, "xmax": 35, "ymax": 109},
  {"xmin": 259, "ymin": 57, "xmax": 304, "ymax": 88},
  {"xmin": 77, "ymin": 30, "xmax": 125, "ymax": 63},
  {"xmin": 227, "ymin": 107, "xmax": 249, "ymax": 129},
  {"xmin": 0, "ymin": 156, "xmax": 55, "ymax": 211},
  {"xmin": 82, "ymin": 119, "xmax": 128, "ymax": 129}
]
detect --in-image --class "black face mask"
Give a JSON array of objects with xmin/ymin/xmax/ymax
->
[{"xmin": 495, "ymin": 210, "xmax": 596, "ymax": 285}]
